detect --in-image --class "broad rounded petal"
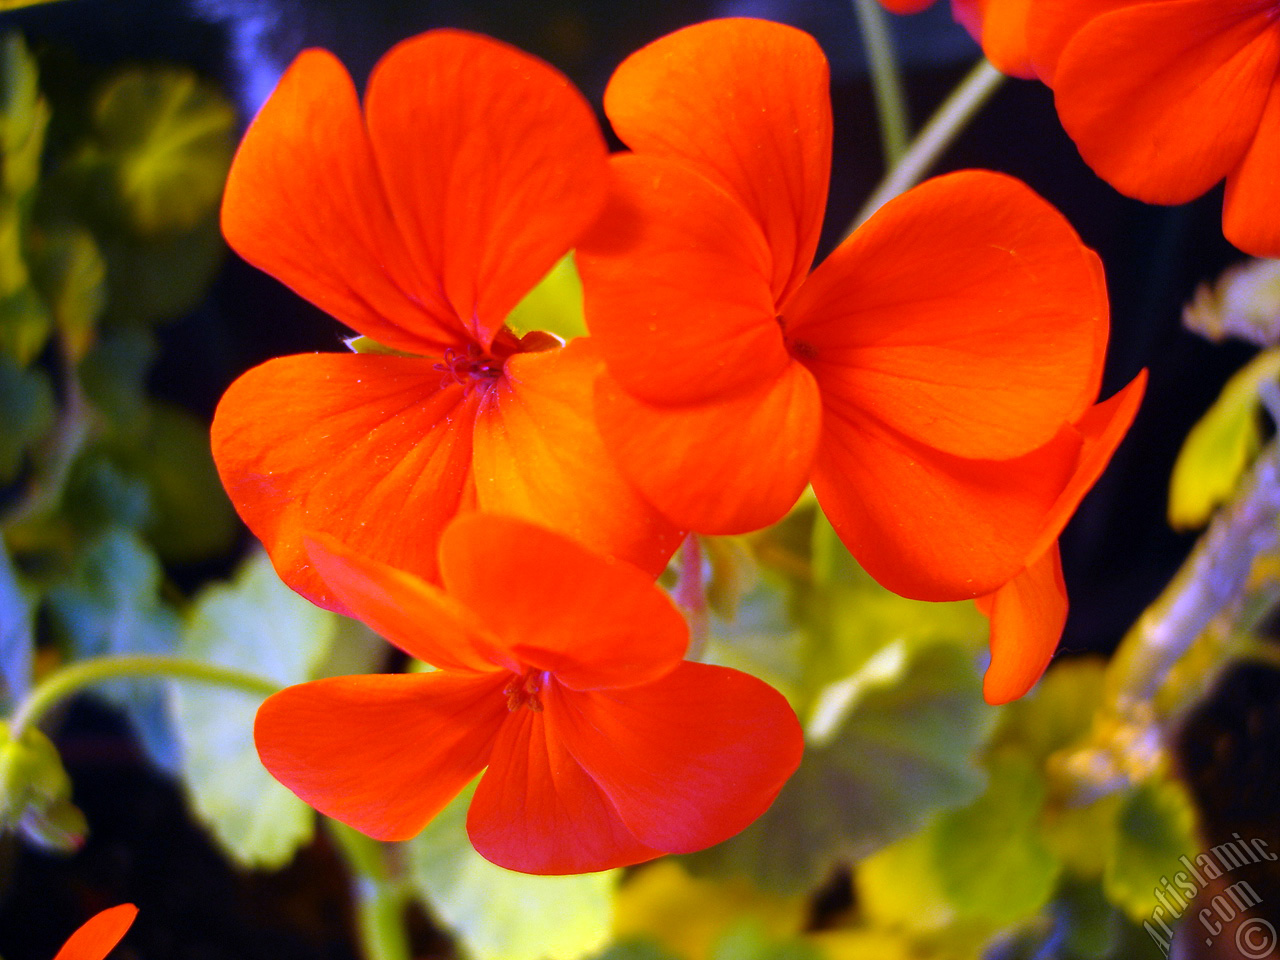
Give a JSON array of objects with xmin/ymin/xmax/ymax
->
[
  {"xmin": 471, "ymin": 340, "xmax": 684, "ymax": 577},
  {"xmin": 222, "ymin": 49, "xmax": 459, "ymax": 354},
  {"xmin": 304, "ymin": 534, "xmax": 506, "ymax": 673},
  {"xmin": 437, "ymin": 514, "xmax": 688, "ymax": 690},
  {"xmin": 881, "ymin": 0, "xmax": 935, "ymax": 12},
  {"xmin": 981, "ymin": 543, "xmax": 1067, "ymax": 704},
  {"xmin": 594, "ymin": 361, "xmax": 822, "ymax": 535},
  {"xmin": 813, "ymin": 409, "xmax": 1077, "ymax": 601},
  {"xmin": 969, "ymin": 0, "xmax": 1037, "ymax": 78},
  {"xmin": 53, "ymin": 905, "xmax": 137, "ymax": 960},
  {"xmin": 786, "ymin": 171, "xmax": 1107, "ymax": 460},
  {"xmin": 468, "ymin": 705, "xmax": 662, "ymax": 875},
  {"xmin": 364, "ymin": 30, "xmax": 608, "ymax": 349},
  {"xmin": 548, "ymin": 662, "xmax": 803, "ymax": 854},
  {"xmin": 577, "ymin": 155, "xmax": 787, "ymax": 406},
  {"xmin": 211, "ymin": 354, "xmax": 478, "ymax": 611},
  {"xmin": 1028, "ymin": 0, "xmax": 1161, "ymax": 85},
  {"xmin": 1025, "ymin": 371, "xmax": 1147, "ymax": 562},
  {"xmin": 1225, "ymin": 78, "xmax": 1280, "ymax": 258},
  {"xmin": 603, "ymin": 18, "xmax": 831, "ymax": 303},
  {"xmin": 256, "ymin": 673, "xmax": 508, "ymax": 841},
  {"xmin": 1052, "ymin": 0, "xmax": 1280, "ymax": 204}
]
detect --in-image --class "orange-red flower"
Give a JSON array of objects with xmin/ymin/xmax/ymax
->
[
  {"xmin": 577, "ymin": 18, "xmax": 1114, "ymax": 603},
  {"xmin": 212, "ymin": 30, "xmax": 680, "ymax": 613},
  {"xmin": 52, "ymin": 905, "xmax": 136, "ymax": 960},
  {"xmin": 876, "ymin": 0, "xmax": 1036, "ymax": 77},
  {"xmin": 1018, "ymin": 0, "xmax": 1280, "ymax": 257},
  {"xmin": 255, "ymin": 515, "xmax": 803, "ymax": 875},
  {"xmin": 978, "ymin": 370, "xmax": 1146, "ymax": 704}
]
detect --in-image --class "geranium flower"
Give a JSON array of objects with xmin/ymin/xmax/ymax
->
[
  {"xmin": 576, "ymin": 18, "xmax": 1114, "ymax": 603},
  {"xmin": 1023, "ymin": 0, "xmax": 1280, "ymax": 257},
  {"xmin": 875, "ymin": 0, "xmax": 1036, "ymax": 77},
  {"xmin": 212, "ymin": 30, "xmax": 680, "ymax": 613},
  {"xmin": 978, "ymin": 370, "xmax": 1146, "ymax": 703},
  {"xmin": 254, "ymin": 514, "xmax": 803, "ymax": 875},
  {"xmin": 53, "ymin": 905, "xmax": 136, "ymax": 960}
]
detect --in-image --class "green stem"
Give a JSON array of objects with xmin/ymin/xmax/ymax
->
[
  {"xmin": 326, "ymin": 820, "xmax": 412, "ymax": 960},
  {"xmin": 7, "ymin": 654, "xmax": 280, "ymax": 739},
  {"xmin": 850, "ymin": 57, "xmax": 1005, "ymax": 233},
  {"xmin": 853, "ymin": 0, "xmax": 911, "ymax": 167}
]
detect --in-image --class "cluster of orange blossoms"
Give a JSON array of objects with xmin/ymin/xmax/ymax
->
[
  {"xmin": 882, "ymin": 0, "xmax": 1280, "ymax": 257},
  {"xmin": 212, "ymin": 18, "xmax": 1145, "ymax": 874}
]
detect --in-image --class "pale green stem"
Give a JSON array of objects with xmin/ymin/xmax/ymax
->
[
  {"xmin": 326, "ymin": 820, "xmax": 412, "ymax": 960},
  {"xmin": 851, "ymin": 57, "xmax": 1005, "ymax": 232},
  {"xmin": 675, "ymin": 534, "xmax": 709, "ymax": 659},
  {"xmin": 7, "ymin": 654, "xmax": 279, "ymax": 739},
  {"xmin": 853, "ymin": 0, "xmax": 911, "ymax": 167}
]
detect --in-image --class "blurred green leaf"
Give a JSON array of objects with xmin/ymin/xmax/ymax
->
[
  {"xmin": 1168, "ymin": 347, "xmax": 1280, "ymax": 529},
  {"xmin": 684, "ymin": 644, "xmax": 995, "ymax": 894},
  {"xmin": 506, "ymin": 253, "xmax": 586, "ymax": 342},
  {"xmin": 409, "ymin": 780, "xmax": 617, "ymax": 960},
  {"xmin": 29, "ymin": 223, "xmax": 106, "ymax": 361},
  {"xmin": 45, "ymin": 526, "xmax": 182, "ymax": 771},
  {"xmin": 62, "ymin": 456, "xmax": 150, "ymax": 534},
  {"xmin": 89, "ymin": 66, "xmax": 235, "ymax": 236},
  {"xmin": 173, "ymin": 549, "xmax": 384, "ymax": 870},
  {"xmin": 98, "ymin": 218, "xmax": 224, "ymax": 325},
  {"xmin": 111, "ymin": 402, "xmax": 236, "ymax": 563},
  {"xmin": 1103, "ymin": 777, "xmax": 1199, "ymax": 922},
  {"xmin": 586, "ymin": 941, "xmax": 681, "ymax": 960},
  {"xmin": 932, "ymin": 753, "xmax": 1061, "ymax": 926},
  {"xmin": 0, "ymin": 32, "xmax": 49, "ymax": 203},
  {"xmin": 78, "ymin": 327, "xmax": 154, "ymax": 429},
  {"xmin": 0, "ymin": 351, "xmax": 53, "ymax": 482},
  {"xmin": 710, "ymin": 923, "xmax": 823, "ymax": 960},
  {"xmin": 990, "ymin": 657, "xmax": 1107, "ymax": 764},
  {"xmin": 1054, "ymin": 881, "xmax": 1127, "ymax": 960}
]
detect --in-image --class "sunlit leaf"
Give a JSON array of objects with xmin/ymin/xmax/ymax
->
[
  {"xmin": 932, "ymin": 753, "xmax": 1061, "ymax": 926},
  {"xmin": 505, "ymin": 252, "xmax": 586, "ymax": 342},
  {"xmin": 990, "ymin": 657, "xmax": 1107, "ymax": 764},
  {"xmin": 683, "ymin": 645, "xmax": 995, "ymax": 894},
  {"xmin": 1040, "ymin": 793, "xmax": 1125, "ymax": 880},
  {"xmin": 29, "ymin": 223, "xmax": 106, "ymax": 361},
  {"xmin": 857, "ymin": 829, "xmax": 956, "ymax": 934},
  {"xmin": 1102, "ymin": 777, "xmax": 1199, "ymax": 922},
  {"xmin": 0, "ymin": 723, "xmax": 85, "ymax": 852},
  {"xmin": 613, "ymin": 861, "xmax": 805, "ymax": 960},
  {"xmin": 587, "ymin": 940, "xmax": 680, "ymax": 960},
  {"xmin": 173, "ymin": 549, "xmax": 383, "ymax": 870},
  {"xmin": 0, "ymin": 32, "xmax": 49, "ymax": 202},
  {"xmin": 0, "ymin": 351, "xmax": 52, "ymax": 482},
  {"xmin": 1168, "ymin": 347, "xmax": 1280, "ymax": 529},
  {"xmin": 89, "ymin": 66, "xmax": 235, "ymax": 236},
  {"xmin": 408, "ymin": 780, "xmax": 617, "ymax": 960},
  {"xmin": 45, "ymin": 526, "xmax": 182, "ymax": 772}
]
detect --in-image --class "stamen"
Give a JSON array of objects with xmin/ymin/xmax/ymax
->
[
  {"xmin": 433, "ymin": 343, "xmax": 504, "ymax": 391},
  {"xmin": 503, "ymin": 671, "xmax": 545, "ymax": 712}
]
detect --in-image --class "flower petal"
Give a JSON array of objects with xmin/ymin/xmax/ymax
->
[
  {"xmin": 304, "ymin": 534, "xmax": 505, "ymax": 673},
  {"xmin": 1028, "ymin": 0, "xmax": 1160, "ymax": 84},
  {"xmin": 881, "ymin": 0, "xmax": 935, "ymax": 12},
  {"xmin": 961, "ymin": 0, "xmax": 1037, "ymax": 78},
  {"xmin": 786, "ymin": 171, "xmax": 1107, "ymax": 460},
  {"xmin": 221, "ymin": 49, "xmax": 460, "ymax": 354},
  {"xmin": 548, "ymin": 662, "xmax": 803, "ymax": 854},
  {"xmin": 577, "ymin": 155, "xmax": 787, "ymax": 406},
  {"xmin": 53, "ymin": 905, "xmax": 137, "ymax": 960},
  {"xmin": 467, "ymin": 705, "xmax": 662, "ymax": 874},
  {"xmin": 592, "ymin": 361, "xmax": 822, "ymax": 534},
  {"xmin": 1051, "ymin": 0, "xmax": 1280, "ymax": 204},
  {"xmin": 1225, "ymin": 77, "xmax": 1280, "ymax": 258},
  {"xmin": 364, "ymin": 30, "xmax": 608, "ymax": 349},
  {"xmin": 437, "ymin": 514, "xmax": 688, "ymax": 690},
  {"xmin": 256, "ymin": 673, "xmax": 508, "ymax": 841},
  {"xmin": 1025, "ymin": 371, "xmax": 1147, "ymax": 563},
  {"xmin": 981, "ymin": 543, "xmax": 1067, "ymax": 704},
  {"xmin": 812, "ymin": 408, "xmax": 1077, "ymax": 601},
  {"xmin": 211, "ymin": 354, "xmax": 478, "ymax": 612},
  {"xmin": 471, "ymin": 339, "xmax": 684, "ymax": 577},
  {"xmin": 603, "ymin": 18, "xmax": 831, "ymax": 304}
]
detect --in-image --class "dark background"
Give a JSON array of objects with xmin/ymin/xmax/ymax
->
[{"xmin": 0, "ymin": 0, "xmax": 1273, "ymax": 955}]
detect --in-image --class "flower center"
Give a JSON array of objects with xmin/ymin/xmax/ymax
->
[
  {"xmin": 504, "ymin": 670, "xmax": 546, "ymax": 712},
  {"xmin": 433, "ymin": 344, "xmax": 504, "ymax": 390}
]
